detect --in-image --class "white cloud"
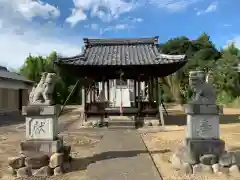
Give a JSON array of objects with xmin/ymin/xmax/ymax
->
[
  {"xmin": 196, "ymin": 1, "xmax": 218, "ymax": 16},
  {"xmin": 205, "ymin": 2, "xmax": 218, "ymax": 13},
  {"xmin": 100, "ymin": 23, "xmax": 133, "ymax": 34},
  {"xmin": 132, "ymin": 17, "xmax": 143, "ymax": 23},
  {"xmin": 150, "ymin": 0, "xmax": 200, "ymax": 12},
  {"xmin": 66, "ymin": 8, "xmax": 87, "ymax": 27},
  {"xmin": 66, "ymin": 0, "xmax": 139, "ymax": 26},
  {"xmin": 0, "ymin": 0, "xmax": 81, "ymax": 69},
  {"xmin": 223, "ymin": 24, "xmax": 231, "ymax": 27},
  {"xmin": 1, "ymin": 0, "xmax": 60, "ymax": 21},
  {"xmin": 84, "ymin": 23, "xmax": 99, "ymax": 30},
  {"xmin": 0, "ymin": 30, "xmax": 81, "ymax": 69}
]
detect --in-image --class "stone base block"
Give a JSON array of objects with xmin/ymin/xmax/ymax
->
[
  {"xmin": 184, "ymin": 104, "xmax": 222, "ymax": 115},
  {"xmin": 83, "ymin": 117, "xmax": 108, "ymax": 127},
  {"xmin": 20, "ymin": 139, "xmax": 63, "ymax": 157},
  {"xmin": 144, "ymin": 117, "xmax": 159, "ymax": 126},
  {"xmin": 184, "ymin": 138, "xmax": 225, "ymax": 158},
  {"xmin": 22, "ymin": 105, "xmax": 61, "ymax": 116}
]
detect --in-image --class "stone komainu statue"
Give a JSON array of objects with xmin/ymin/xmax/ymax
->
[
  {"xmin": 29, "ymin": 72, "xmax": 57, "ymax": 105},
  {"xmin": 189, "ymin": 70, "xmax": 216, "ymax": 105}
]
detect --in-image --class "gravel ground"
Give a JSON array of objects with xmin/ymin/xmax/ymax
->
[{"xmin": 0, "ymin": 106, "xmax": 102, "ymax": 180}]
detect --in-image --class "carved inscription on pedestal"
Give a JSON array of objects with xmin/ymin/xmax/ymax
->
[
  {"xmin": 186, "ymin": 115, "xmax": 219, "ymax": 139},
  {"xmin": 197, "ymin": 119, "xmax": 213, "ymax": 138},
  {"xmin": 26, "ymin": 117, "xmax": 52, "ymax": 140}
]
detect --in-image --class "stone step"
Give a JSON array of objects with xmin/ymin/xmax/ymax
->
[
  {"xmin": 107, "ymin": 120, "xmax": 135, "ymax": 127},
  {"xmin": 108, "ymin": 126, "xmax": 136, "ymax": 129}
]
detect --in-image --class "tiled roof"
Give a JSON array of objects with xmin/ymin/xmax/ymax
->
[
  {"xmin": 56, "ymin": 37, "xmax": 186, "ymax": 66},
  {"xmin": 0, "ymin": 68, "xmax": 33, "ymax": 83}
]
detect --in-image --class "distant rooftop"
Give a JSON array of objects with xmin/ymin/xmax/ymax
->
[{"xmin": 0, "ymin": 66, "xmax": 33, "ymax": 83}]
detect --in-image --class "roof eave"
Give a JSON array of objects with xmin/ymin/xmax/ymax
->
[
  {"xmin": 54, "ymin": 53, "xmax": 86, "ymax": 64},
  {"xmin": 155, "ymin": 54, "xmax": 187, "ymax": 64}
]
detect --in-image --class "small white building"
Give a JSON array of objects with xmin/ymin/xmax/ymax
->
[{"xmin": 0, "ymin": 66, "xmax": 33, "ymax": 114}]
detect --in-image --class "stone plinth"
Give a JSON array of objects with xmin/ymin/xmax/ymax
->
[
  {"xmin": 186, "ymin": 115, "xmax": 219, "ymax": 139},
  {"xmin": 184, "ymin": 104, "xmax": 221, "ymax": 139},
  {"xmin": 22, "ymin": 105, "xmax": 60, "ymax": 141},
  {"xmin": 184, "ymin": 138, "xmax": 225, "ymax": 159},
  {"xmin": 20, "ymin": 138, "xmax": 63, "ymax": 157}
]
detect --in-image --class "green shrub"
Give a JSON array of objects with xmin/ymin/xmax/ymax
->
[
  {"xmin": 229, "ymin": 97, "xmax": 240, "ymax": 108},
  {"xmin": 216, "ymin": 91, "xmax": 234, "ymax": 105}
]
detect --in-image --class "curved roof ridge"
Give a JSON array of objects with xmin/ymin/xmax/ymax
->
[{"xmin": 83, "ymin": 36, "xmax": 159, "ymax": 46}]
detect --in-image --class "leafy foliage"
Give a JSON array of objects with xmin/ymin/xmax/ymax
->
[
  {"xmin": 19, "ymin": 51, "xmax": 81, "ymax": 105},
  {"xmin": 159, "ymin": 32, "xmax": 239, "ymax": 106}
]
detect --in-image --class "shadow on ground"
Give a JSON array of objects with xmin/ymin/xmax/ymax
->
[
  {"xmin": 70, "ymin": 149, "xmax": 170, "ymax": 172},
  {"xmin": 164, "ymin": 111, "xmax": 240, "ymax": 126}
]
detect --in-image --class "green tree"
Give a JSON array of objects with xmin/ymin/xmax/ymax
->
[
  {"xmin": 213, "ymin": 43, "xmax": 240, "ymax": 103},
  {"xmin": 158, "ymin": 32, "xmax": 221, "ymax": 104},
  {"xmin": 19, "ymin": 52, "xmax": 81, "ymax": 105}
]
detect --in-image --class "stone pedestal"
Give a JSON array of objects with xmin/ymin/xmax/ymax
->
[
  {"xmin": 21, "ymin": 105, "xmax": 62, "ymax": 155},
  {"xmin": 184, "ymin": 104, "xmax": 222, "ymax": 139},
  {"xmin": 183, "ymin": 103, "xmax": 224, "ymax": 158},
  {"xmin": 22, "ymin": 105, "xmax": 60, "ymax": 141}
]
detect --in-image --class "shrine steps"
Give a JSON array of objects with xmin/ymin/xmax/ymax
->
[{"xmin": 107, "ymin": 116, "xmax": 136, "ymax": 129}]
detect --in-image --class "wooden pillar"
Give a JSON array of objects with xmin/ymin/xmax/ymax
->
[
  {"xmin": 155, "ymin": 78, "xmax": 159, "ymax": 104},
  {"xmin": 137, "ymin": 76, "xmax": 141, "ymax": 108},
  {"xmin": 142, "ymin": 81, "xmax": 146, "ymax": 98},
  {"xmin": 134, "ymin": 79, "xmax": 137, "ymax": 107},
  {"xmin": 102, "ymin": 78, "xmax": 105, "ymax": 102},
  {"xmin": 148, "ymin": 77, "xmax": 152, "ymax": 102},
  {"xmin": 81, "ymin": 86, "xmax": 86, "ymax": 122},
  {"xmin": 158, "ymin": 80, "xmax": 165, "ymax": 126},
  {"xmin": 93, "ymin": 83, "xmax": 96, "ymax": 102},
  {"xmin": 136, "ymin": 76, "xmax": 141, "ymax": 123},
  {"xmin": 90, "ymin": 86, "xmax": 93, "ymax": 103},
  {"xmin": 107, "ymin": 80, "xmax": 110, "ymax": 101},
  {"xmin": 18, "ymin": 89, "xmax": 23, "ymax": 111},
  {"xmin": 152, "ymin": 77, "xmax": 156, "ymax": 102}
]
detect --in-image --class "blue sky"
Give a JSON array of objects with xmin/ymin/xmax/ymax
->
[{"xmin": 0, "ymin": 0, "xmax": 239, "ymax": 68}]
